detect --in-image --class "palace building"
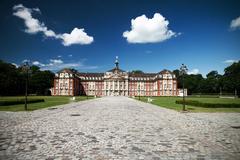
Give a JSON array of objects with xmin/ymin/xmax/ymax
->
[{"xmin": 52, "ymin": 57, "xmax": 179, "ymax": 96}]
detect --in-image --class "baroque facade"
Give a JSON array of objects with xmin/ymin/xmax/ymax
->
[{"xmin": 52, "ymin": 57, "xmax": 178, "ymax": 96}]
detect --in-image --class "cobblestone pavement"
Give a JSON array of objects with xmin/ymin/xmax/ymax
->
[{"xmin": 0, "ymin": 96, "xmax": 240, "ymax": 160}]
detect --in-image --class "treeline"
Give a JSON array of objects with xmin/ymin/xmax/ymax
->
[
  {"xmin": 173, "ymin": 61, "xmax": 240, "ymax": 95},
  {"xmin": 0, "ymin": 60, "xmax": 54, "ymax": 96}
]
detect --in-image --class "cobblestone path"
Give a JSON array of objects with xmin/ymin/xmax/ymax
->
[{"xmin": 0, "ymin": 96, "xmax": 240, "ymax": 159}]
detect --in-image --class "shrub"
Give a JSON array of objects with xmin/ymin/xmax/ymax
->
[
  {"xmin": 176, "ymin": 100, "xmax": 240, "ymax": 108},
  {"xmin": 0, "ymin": 99, "xmax": 44, "ymax": 106}
]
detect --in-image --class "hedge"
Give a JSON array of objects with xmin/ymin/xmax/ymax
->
[
  {"xmin": 0, "ymin": 99, "xmax": 44, "ymax": 106},
  {"xmin": 175, "ymin": 100, "xmax": 240, "ymax": 108}
]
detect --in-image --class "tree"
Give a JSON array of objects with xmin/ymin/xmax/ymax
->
[
  {"xmin": 0, "ymin": 60, "xmax": 55, "ymax": 96},
  {"xmin": 0, "ymin": 60, "xmax": 25, "ymax": 95},
  {"xmin": 202, "ymin": 70, "xmax": 222, "ymax": 93},
  {"xmin": 30, "ymin": 70, "xmax": 55, "ymax": 95},
  {"xmin": 223, "ymin": 61, "xmax": 240, "ymax": 95},
  {"xmin": 184, "ymin": 74, "xmax": 204, "ymax": 94}
]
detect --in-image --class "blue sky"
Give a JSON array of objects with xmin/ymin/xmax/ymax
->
[{"xmin": 0, "ymin": 0, "xmax": 240, "ymax": 76}]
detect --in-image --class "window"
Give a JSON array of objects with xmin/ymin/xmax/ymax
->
[{"xmin": 167, "ymin": 84, "xmax": 171, "ymax": 89}]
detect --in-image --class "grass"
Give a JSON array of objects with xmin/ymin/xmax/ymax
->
[
  {"xmin": 137, "ymin": 96, "xmax": 240, "ymax": 112},
  {"xmin": 0, "ymin": 96, "xmax": 93, "ymax": 111}
]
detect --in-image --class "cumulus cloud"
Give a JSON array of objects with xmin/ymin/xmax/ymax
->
[
  {"xmin": 188, "ymin": 69, "xmax": 199, "ymax": 75},
  {"xmin": 123, "ymin": 13, "xmax": 178, "ymax": 43},
  {"xmin": 223, "ymin": 59, "xmax": 238, "ymax": 64},
  {"xmin": 62, "ymin": 28, "xmax": 94, "ymax": 46},
  {"xmin": 13, "ymin": 4, "xmax": 94, "ymax": 46},
  {"xmin": 230, "ymin": 16, "xmax": 240, "ymax": 30},
  {"xmin": 13, "ymin": 4, "xmax": 57, "ymax": 37}
]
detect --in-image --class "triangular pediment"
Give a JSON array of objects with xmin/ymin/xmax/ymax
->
[{"xmin": 105, "ymin": 73, "xmax": 126, "ymax": 80}]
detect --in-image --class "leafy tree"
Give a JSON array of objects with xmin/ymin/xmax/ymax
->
[
  {"xmin": 0, "ymin": 60, "xmax": 25, "ymax": 95},
  {"xmin": 202, "ymin": 70, "xmax": 222, "ymax": 93},
  {"xmin": 0, "ymin": 60, "xmax": 55, "ymax": 96},
  {"xmin": 131, "ymin": 70, "xmax": 144, "ymax": 74},
  {"xmin": 184, "ymin": 74, "xmax": 204, "ymax": 94},
  {"xmin": 222, "ymin": 61, "xmax": 240, "ymax": 95},
  {"xmin": 30, "ymin": 70, "xmax": 54, "ymax": 95}
]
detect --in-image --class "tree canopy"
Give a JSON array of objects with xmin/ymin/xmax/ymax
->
[
  {"xmin": 174, "ymin": 61, "xmax": 240, "ymax": 95},
  {"xmin": 0, "ymin": 60, "xmax": 54, "ymax": 96},
  {"xmin": 131, "ymin": 70, "xmax": 144, "ymax": 74}
]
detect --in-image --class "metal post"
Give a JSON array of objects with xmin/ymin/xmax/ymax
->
[
  {"xmin": 87, "ymin": 84, "xmax": 88, "ymax": 99},
  {"xmin": 138, "ymin": 89, "xmax": 140, "ymax": 100},
  {"xmin": 25, "ymin": 68, "xmax": 28, "ymax": 110},
  {"xmin": 180, "ymin": 64, "xmax": 188, "ymax": 111},
  {"xmin": 182, "ymin": 74, "xmax": 185, "ymax": 111}
]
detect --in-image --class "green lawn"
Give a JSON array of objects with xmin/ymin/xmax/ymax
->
[
  {"xmin": 137, "ymin": 96, "xmax": 240, "ymax": 112},
  {"xmin": 0, "ymin": 96, "xmax": 93, "ymax": 111}
]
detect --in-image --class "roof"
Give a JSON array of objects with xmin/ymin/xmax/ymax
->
[
  {"xmin": 159, "ymin": 69, "xmax": 174, "ymax": 75},
  {"xmin": 129, "ymin": 72, "xmax": 157, "ymax": 77},
  {"xmin": 107, "ymin": 67, "xmax": 125, "ymax": 73},
  {"xmin": 57, "ymin": 68, "xmax": 78, "ymax": 74},
  {"xmin": 78, "ymin": 72, "xmax": 104, "ymax": 77},
  {"xmin": 56, "ymin": 68, "xmax": 176, "ymax": 79}
]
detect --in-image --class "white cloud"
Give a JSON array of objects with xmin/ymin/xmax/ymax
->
[
  {"xmin": 22, "ymin": 59, "xmax": 30, "ymax": 63},
  {"xmin": 42, "ymin": 61, "xmax": 98, "ymax": 71},
  {"xmin": 29, "ymin": 58, "xmax": 98, "ymax": 71},
  {"xmin": 57, "ymin": 55, "xmax": 62, "ymax": 58},
  {"xmin": 230, "ymin": 16, "xmax": 240, "ymax": 30},
  {"xmin": 32, "ymin": 61, "xmax": 40, "ymax": 65},
  {"xmin": 68, "ymin": 54, "xmax": 73, "ymax": 57},
  {"xmin": 32, "ymin": 61, "xmax": 45, "ymax": 67},
  {"xmin": 13, "ymin": 4, "xmax": 56, "ymax": 37},
  {"xmin": 13, "ymin": 4, "xmax": 94, "ymax": 46},
  {"xmin": 223, "ymin": 59, "xmax": 238, "ymax": 64},
  {"xmin": 50, "ymin": 59, "xmax": 63, "ymax": 64},
  {"xmin": 33, "ymin": 61, "xmax": 40, "ymax": 66},
  {"xmin": 188, "ymin": 69, "xmax": 199, "ymax": 75},
  {"xmin": 11, "ymin": 63, "xmax": 18, "ymax": 68},
  {"xmin": 61, "ymin": 28, "xmax": 94, "ymax": 46},
  {"xmin": 123, "ymin": 13, "xmax": 178, "ymax": 43}
]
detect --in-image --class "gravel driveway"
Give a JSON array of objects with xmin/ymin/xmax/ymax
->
[{"xmin": 0, "ymin": 96, "xmax": 240, "ymax": 159}]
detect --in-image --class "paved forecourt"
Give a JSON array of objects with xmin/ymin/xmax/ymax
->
[{"xmin": 0, "ymin": 96, "xmax": 240, "ymax": 159}]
